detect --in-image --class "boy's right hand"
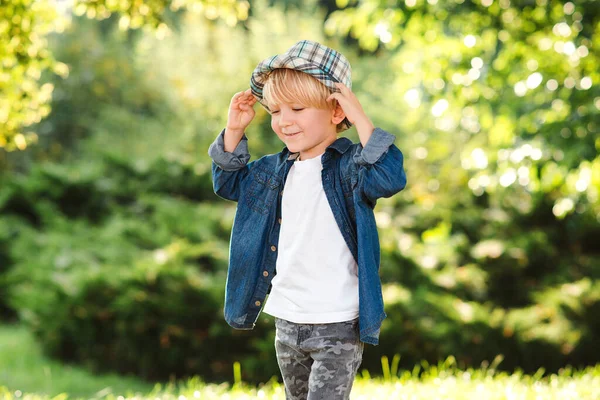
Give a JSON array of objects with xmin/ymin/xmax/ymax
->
[{"xmin": 226, "ymin": 89, "xmax": 257, "ymax": 137}]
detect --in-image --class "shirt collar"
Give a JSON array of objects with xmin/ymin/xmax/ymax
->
[{"xmin": 327, "ymin": 137, "xmax": 353, "ymax": 153}]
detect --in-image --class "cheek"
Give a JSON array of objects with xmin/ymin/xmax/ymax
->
[{"xmin": 271, "ymin": 119, "xmax": 285, "ymax": 139}]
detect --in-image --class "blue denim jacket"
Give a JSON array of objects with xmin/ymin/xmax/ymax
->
[{"xmin": 208, "ymin": 127, "xmax": 406, "ymax": 345}]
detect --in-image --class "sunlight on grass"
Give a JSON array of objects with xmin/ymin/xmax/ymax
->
[
  {"xmin": 2, "ymin": 366, "xmax": 600, "ymax": 400},
  {"xmin": 2, "ymin": 364, "xmax": 599, "ymax": 400}
]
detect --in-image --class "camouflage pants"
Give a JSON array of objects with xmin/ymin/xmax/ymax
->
[{"xmin": 274, "ymin": 317, "xmax": 364, "ymax": 400}]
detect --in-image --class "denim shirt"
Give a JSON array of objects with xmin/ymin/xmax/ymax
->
[{"xmin": 208, "ymin": 127, "xmax": 406, "ymax": 345}]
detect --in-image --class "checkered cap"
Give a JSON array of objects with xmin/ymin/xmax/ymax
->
[{"xmin": 250, "ymin": 40, "xmax": 353, "ymax": 131}]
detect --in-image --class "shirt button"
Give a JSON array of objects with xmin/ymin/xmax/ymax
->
[
  {"xmin": 271, "ymin": 245, "xmax": 277, "ymax": 252},
  {"xmin": 278, "ymin": 218, "xmax": 282, "ymax": 224},
  {"xmin": 263, "ymin": 271, "xmax": 269, "ymax": 277},
  {"xmin": 255, "ymin": 300, "xmax": 261, "ymax": 307}
]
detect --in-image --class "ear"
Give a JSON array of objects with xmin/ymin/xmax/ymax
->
[{"xmin": 331, "ymin": 101, "xmax": 346, "ymax": 125}]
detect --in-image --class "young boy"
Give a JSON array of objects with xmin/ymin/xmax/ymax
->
[{"xmin": 208, "ymin": 40, "xmax": 406, "ymax": 399}]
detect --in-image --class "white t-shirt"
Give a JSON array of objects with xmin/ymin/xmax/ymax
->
[{"xmin": 263, "ymin": 154, "xmax": 359, "ymax": 323}]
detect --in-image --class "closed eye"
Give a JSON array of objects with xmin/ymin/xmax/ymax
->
[{"xmin": 270, "ymin": 108, "xmax": 303, "ymax": 114}]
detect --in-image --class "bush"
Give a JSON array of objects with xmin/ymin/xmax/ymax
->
[
  {"xmin": 0, "ymin": 215, "xmax": 24, "ymax": 321},
  {"xmin": 9, "ymin": 239, "xmax": 274, "ymax": 381},
  {"xmin": 5, "ymin": 196, "xmax": 281, "ymax": 382},
  {"xmin": 1, "ymin": 152, "xmax": 281, "ymax": 382}
]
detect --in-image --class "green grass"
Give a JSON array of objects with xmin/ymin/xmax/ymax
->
[
  {"xmin": 0, "ymin": 324, "xmax": 152, "ymax": 398},
  {"xmin": 1, "ymin": 324, "xmax": 599, "ymax": 399}
]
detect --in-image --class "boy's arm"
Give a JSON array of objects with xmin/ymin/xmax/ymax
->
[
  {"xmin": 208, "ymin": 88, "xmax": 257, "ymax": 202},
  {"xmin": 353, "ymin": 127, "xmax": 407, "ymax": 205},
  {"xmin": 208, "ymin": 129, "xmax": 252, "ymax": 202},
  {"xmin": 326, "ymin": 83, "xmax": 406, "ymax": 204}
]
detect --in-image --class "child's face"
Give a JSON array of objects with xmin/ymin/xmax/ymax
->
[{"xmin": 270, "ymin": 102, "xmax": 338, "ymax": 160}]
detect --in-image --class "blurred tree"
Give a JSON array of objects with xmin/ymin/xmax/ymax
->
[
  {"xmin": 325, "ymin": 0, "xmax": 599, "ymax": 222},
  {"xmin": 0, "ymin": 0, "xmax": 249, "ymax": 153},
  {"xmin": 1, "ymin": 0, "xmax": 64, "ymax": 152}
]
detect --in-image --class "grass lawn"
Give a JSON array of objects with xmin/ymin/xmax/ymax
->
[
  {"xmin": 0, "ymin": 324, "xmax": 152, "ymax": 398},
  {"xmin": 1, "ymin": 324, "xmax": 599, "ymax": 399}
]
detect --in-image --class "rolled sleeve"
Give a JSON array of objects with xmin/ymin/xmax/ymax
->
[
  {"xmin": 208, "ymin": 129, "xmax": 251, "ymax": 171},
  {"xmin": 353, "ymin": 128, "xmax": 396, "ymax": 166}
]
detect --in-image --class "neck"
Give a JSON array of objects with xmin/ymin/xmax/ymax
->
[{"xmin": 298, "ymin": 135, "xmax": 337, "ymax": 160}]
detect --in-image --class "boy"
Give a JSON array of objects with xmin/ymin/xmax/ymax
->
[{"xmin": 208, "ymin": 40, "xmax": 406, "ymax": 399}]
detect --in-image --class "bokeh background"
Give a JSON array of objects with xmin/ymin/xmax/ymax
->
[{"xmin": 1, "ymin": 0, "xmax": 599, "ymax": 384}]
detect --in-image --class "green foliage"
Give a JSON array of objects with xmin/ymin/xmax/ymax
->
[
  {"xmin": 23, "ymin": 249, "xmax": 223, "ymax": 379},
  {"xmin": 2, "ymin": 169, "xmax": 280, "ymax": 381},
  {"xmin": 325, "ymin": 0, "xmax": 600, "ymax": 217},
  {"xmin": 72, "ymin": 0, "xmax": 249, "ymax": 30},
  {"xmin": 0, "ymin": 0, "xmax": 248, "ymax": 153},
  {"xmin": 1, "ymin": 0, "xmax": 599, "ymax": 384},
  {"xmin": 0, "ymin": 0, "xmax": 66, "ymax": 151},
  {"xmin": 0, "ymin": 216, "xmax": 22, "ymax": 320}
]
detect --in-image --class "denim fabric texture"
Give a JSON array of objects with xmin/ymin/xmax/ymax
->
[
  {"xmin": 208, "ymin": 127, "xmax": 406, "ymax": 345},
  {"xmin": 274, "ymin": 318, "xmax": 363, "ymax": 399}
]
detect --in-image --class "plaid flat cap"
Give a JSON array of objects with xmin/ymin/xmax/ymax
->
[{"xmin": 250, "ymin": 40, "xmax": 353, "ymax": 131}]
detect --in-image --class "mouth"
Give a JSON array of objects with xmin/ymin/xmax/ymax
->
[{"xmin": 283, "ymin": 131, "xmax": 301, "ymax": 137}]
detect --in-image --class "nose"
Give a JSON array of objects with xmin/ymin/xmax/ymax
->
[{"xmin": 278, "ymin": 109, "xmax": 293, "ymax": 126}]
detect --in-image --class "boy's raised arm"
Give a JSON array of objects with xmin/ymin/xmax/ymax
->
[
  {"xmin": 208, "ymin": 89, "xmax": 257, "ymax": 202},
  {"xmin": 224, "ymin": 89, "xmax": 257, "ymax": 152},
  {"xmin": 327, "ymin": 83, "xmax": 407, "ymax": 204},
  {"xmin": 208, "ymin": 130, "xmax": 250, "ymax": 172},
  {"xmin": 326, "ymin": 82, "xmax": 375, "ymax": 147},
  {"xmin": 353, "ymin": 128, "xmax": 406, "ymax": 205}
]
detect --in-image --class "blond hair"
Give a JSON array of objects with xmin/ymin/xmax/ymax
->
[{"xmin": 263, "ymin": 69, "xmax": 345, "ymax": 132}]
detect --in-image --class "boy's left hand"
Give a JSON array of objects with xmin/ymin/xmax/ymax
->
[{"xmin": 327, "ymin": 83, "xmax": 375, "ymax": 135}]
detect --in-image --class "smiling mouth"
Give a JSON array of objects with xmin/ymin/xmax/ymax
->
[{"xmin": 283, "ymin": 131, "xmax": 301, "ymax": 137}]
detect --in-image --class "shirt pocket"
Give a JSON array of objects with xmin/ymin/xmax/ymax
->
[{"xmin": 245, "ymin": 168, "xmax": 280, "ymax": 215}]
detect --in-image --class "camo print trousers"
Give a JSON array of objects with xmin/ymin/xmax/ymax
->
[{"xmin": 274, "ymin": 317, "xmax": 364, "ymax": 400}]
